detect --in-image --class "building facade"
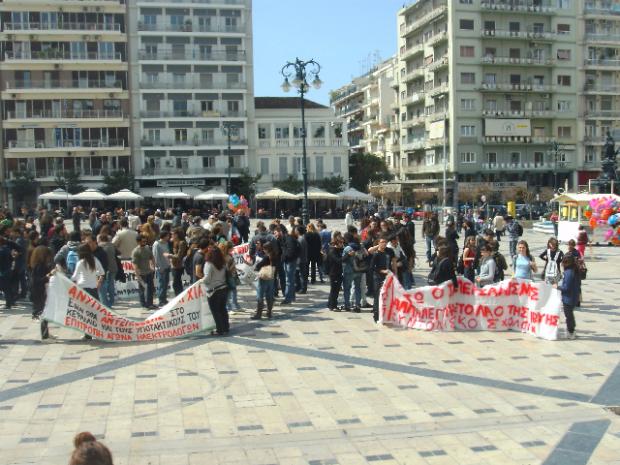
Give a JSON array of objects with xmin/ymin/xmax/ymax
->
[
  {"xmin": 330, "ymin": 57, "xmax": 401, "ymax": 177},
  {"xmin": 127, "ymin": 0, "xmax": 254, "ymax": 195},
  {"xmin": 254, "ymin": 97, "xmax": 348, "ymax": 190},
  {"xmin": 0, "ymin": 0, "xmax": 131, "ymax": 205},
  {"xmin": 395, "ymin": 0, "xmax": 604, "ymax": 204}
]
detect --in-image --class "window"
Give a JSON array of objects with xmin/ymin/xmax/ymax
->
[
  {"xmin": 227, "ymin": 100, "xmax": 240, "ymax": 115},
  {"xmin": 509, "ymin": 22, "xmax": 520, "ymax": 32},
  {"xmin": 315, "ymin": 156, "xmax": 324, "ymax": 179},
  {"xmin": 484, "ymin": 73, "xmax": 496, "ymax": 85},
  {"xmin": 534, "ymin": 151, "xmax": 544, "ymax": 166},
  {"xmin": 460, "ymin": 152, "xmax": 476, "ymax": 163},
  {"xmin": 200, "ymin": 101, "xmax": 214, "ymax": 113},
  {"xmin": 174, "ymin": 129, "xmax": 187, "ymax": 142},
  {"xmin": 557, "ymin": 75, "xmax": 571, "ymax": 86},
  {"xmin": 533, "ymin": 126, "xmax": 545, "ymax": 137},
  {"xmin": 258, "ymin": 127, "xmax": 267, "ymax": 139},
  {"xmin": 461, "ymin": 98, "xmax": 475, "ymax": 110},
  {"xmin": 201, "ymin": 128, "xmax": 214, "ymax": 141},
  {"xmin": 558, "ymin": 0, "xmax": 570, "ymax": 9},
  {"xmin": 558, "ymin": 126, "xmax": 571, "ymax": 138},
  {"xmin": 509, "ymin": 48, "xmax": 521, "ymax": 59},
  {"xmin": 260, "ymin": 158, "xmax": 269, "ymax": 175},
  {"xmin": 585, "ymin": 148, "xmax": 596, "ymax": 163},
  {"xmin": 425, "ymin": 152, "xmax": 435, "ymax": 165},
  {"xmin": 333, "ymin": 156, "xmax": 342, "ymax": 173},
  {"xmin": 460, "ymin": 46, "xmax": 475, "ymax": 57},
  {"xmin": 460, "ymin": 72, "xmax": 475, "ymax": 84},
  {"xmin": 510, "ymin": 74, "xmax": 521, "ymax": 85},
  {"xmin": 557, "ymin": 24, "xmax": 571, "ymax": 34},
  {"xmin": 460, "ymin": 125, "xmax": 476, "ymax": 136},
  {"xmin": 557, "ymin": 100, "xmax": 571, "ymax": 112},
  {"xmin": 275, "ymin": 126, "xmax": 289, "ymax": 139},
  {"xmin": 557, "ymin": 49, "xmax": 571, "ymax": 61},
  {"xmin": 146, "ymin": 129, "xmax": 160, "ymax": 143},
  {"xmin": 510, "ymin": 152, "xmax": 520, "ymax": 164},
  {"xmin": 485, "ymin": 99, "xmax": 497, "ymax": 111},
  {"xmin": 202, "ymin": 156, "xmax": 215, "ymax": 168},
  {"xmin": 459, "ymin": 19, "xmax": 474, "ymax": 30},
  {"xmin": 459, "ymin": 0, "xmax": 473, "ymax": 4},
  {"xmin": 278, "ymin": 157, "xmax": 287, "ymax": 177},
  {"xmin": 486, "ymin": 152, "xmax": 497, "ymax": 165}
]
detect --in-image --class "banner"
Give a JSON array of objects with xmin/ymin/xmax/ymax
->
[
  {"xmin": 379, "ymin": 273, "xmax": 561, "ymax": 340},
  {"xmin": 43, "ymin": 273, "xmax": 215, "ymax": 342}
]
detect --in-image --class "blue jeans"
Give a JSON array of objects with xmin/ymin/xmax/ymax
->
[
  {"xmin": 284, "ymin": 261, "xmax": 296, "ymax": 302},
  {"xmin": 137, "ymin": 272, "xmax": 154, "ymax": 308},
  {"xmin": 156, "ymin": 268, "xmax": 170, "ymax": 304},
  {"xmin": 257, "ymin": 279, "xmax": 275, "ymax": 305},
  {"xmin": 425, "ymin": 235, "xmax": 434, "ymax": 262},
  {"xmin": 401, "ymin": 269, "xmax": 414, "ymax": 290},
  {"xmin": 227, "ymin": 286, "xmax": 240, "ymax": 310},
  {"xmin": 343, "ymin": 272, "xmax": 362, "ymax": 309},
  {"xmin": 99, "ymin": 272, "xmax": 115, "ymax": 308}
]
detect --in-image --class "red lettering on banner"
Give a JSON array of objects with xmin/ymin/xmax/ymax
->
[
  {"xmin": 431, "ymin": 287, "xmax": 444, "ymax": 300},
  {"xmin": 493, "ymin": 306, "xmax": 504, "ymax": 317},
  {"xmin": 467, "ymin": 318, "xmax": 478, "ymax": 329},
  {"xmin": 487, "ymin": 318, "xmax": 496, "ymax": 329},
  {"xmin": 413, "ymin": 291, "xmax": 424, "ymax": 304}
]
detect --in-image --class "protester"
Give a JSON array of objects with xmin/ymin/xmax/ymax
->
[
  {"xmin": 540, "ymin": 237, "xmax": 564, "ymax": 285},
  {"xmin": 132, "ymin": 234, "xmax": 156, "ymax": 310},
  {"xmin": 370, "ymin": 235, "xmax": 396, "ymax": 323},
  {"xmin": 203, "ymin": 246, "xmax": 229, "ymax": 335},
  {"xmin": 422, "ymin": 212, "xmax": 440, "ymax": 265},
  {"xmin": 112, "ymin": 218, "xmax": 138, "ymax": 259},
  {"xmin": 461, "ymin": 236, "xmax": 477, "ymax": 282},
  {"xmin": 576, "ymin": 225, "xmax": 589, "ymax": 258},
  {"xmin": 72, "ymin": 244, "xmax": 104, "ymax": 340},
  {"xmin": 557, "ymin": 255, "xmax": 581, "ymax": 339},
  {"xmin": 492, "ymin": 212, "xmax": 505, "ymax": 241},
  {"xmin": 152, "ymin": 231, "xmax": 172, "ymax": 307},
  {"xmin": 252, "ymin": 242, "xmax": 276, "ymax": 320},
  {"xmin": 0, "ymin": 235, "xmax": 21, "ymax": 309},
  {"xmin": 98, "ymin": 234, "xmax": 118, "ymax": 308},
  {"xmin": 170, "ymin": 228, "xmax": 188, "ymax": 296},
  {"xmin": 475, "ymin": 244, "xmax": 496, "ymax": 287},
  {"xmin": 428, "ymin": 244, "xmax": 458, "ymax": 287},
  {"xmin": 281, "ymin": 227, "xmax": 299, "ymax": 304},
  {"xmin": 325, "ymin": 233, "xmax": 344, "ymax": 311},
  {"xmin": 505, "ymin": 216, "xmax": 522, "ymax": 263},
  {"xmin": 305, "ymin": 223, "xmax": 324, "ymax": 284},
  {"xmin": 29, "ymin": 245, "xmax": 54, "ymax": 340},
  {"xmin": 69, "ymin": 432, "xmax": 113, "ymax": 465},
  {"xmin": 219, "ymin": 241, "xmax": 241, "ymax": 313},
  {"xmin": 513, "ymin": 240, "xmax": 537, "ymax": 280},
  {"xmin": 342, "ymin": 232, "xmax": 364, "ymax": 312},
  {"xmin": 296, "ymin": 225, "xmax": 309, "ymax": 294}
]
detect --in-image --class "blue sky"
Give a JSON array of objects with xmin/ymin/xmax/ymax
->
[{"xmin": 252, "ymin": 1, "xmax": 406, "ymax": 106}]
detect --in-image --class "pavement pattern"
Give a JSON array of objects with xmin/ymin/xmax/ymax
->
[{"xmin": 0, "ymin": 220, "xmax": 619, "ymax": 465}]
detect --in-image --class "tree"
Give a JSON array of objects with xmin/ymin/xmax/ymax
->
[
  {"xmin": 10, "ymin": 171, "xmax": 37, "ymax": 204},
  {"xmin": 55, "ymin": 170, "xmax": 83, "ymax": 194},
  {"xmin": 231, "ymin": 169, "xmax": 261, "ymax": 199},
  {"xmin": 102, "ymin": 170, "xmax": 135, "ymax": 195},
  {"xmin": 274, "ymin": 175, "xmax": 303, "ymax": 194},
  {"xmin": 315, "ymin": 175, "xmax": 345, "ymax": 194},
  {"xmin": 349, "ymin": 152, "xmax": 391, "ymax": 192}
]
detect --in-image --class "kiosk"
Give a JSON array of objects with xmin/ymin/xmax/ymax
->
[{"xmin": 553, "ymin": 192, "xmax": 620, "ymax": 243}]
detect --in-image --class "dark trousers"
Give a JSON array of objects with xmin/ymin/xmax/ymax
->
[
  {"xmin": 372, "ymin": 276, "xmax": 385, "ymax": 322},
  {"xmin": 365, "ymin": 268, "xmax": 374, "ymax": 296},
  {"xmin": 83, "ymin": 287, "xmax": 99, "ymax": 340},
  {"xmin": 208, "ymin": 287, "xmax": 229, "ymax": 334},
  {"xmin": 275, "ymin": 262, "xmax": 286, "ymax": 296},
  {"xmin": 296, "ymin": 261, "xmax": 308, "ymax": 292},
  {"xmin": 563, "ymin": 303, "xmax": 576, "ymax": 334},
  {"xmin": 0, "ymin": 275, "xmax": 15, "ymax": 308},
  {"xmin": 137, "ymin": 272, "xmax": 154, "ymax": 308},
  {"xmin": 12, "ymin": 269, "xmax": 28, "ymax": 298},
  {"xmin": 171, "ymin": 268, "xmax": 184, "ymax": 296},
  {"xmin": 310, "ymin": 257, "xmax": 324, "ymax": 282},
  {"xmin": 328, "ymin": 276, "xmax": 342, "ymax": 309}
]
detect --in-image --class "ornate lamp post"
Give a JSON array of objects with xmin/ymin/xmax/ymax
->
[
  {"xmin": 280, "ymin": 58, "xmax": 322, "ymax": 225},
  {"xmin": 550, "ymin": 141, "xmax": 564, "ymax": 193},
  {"xmin": 222, "ymin": 122, "xmax": 237, "ymax": 194}
]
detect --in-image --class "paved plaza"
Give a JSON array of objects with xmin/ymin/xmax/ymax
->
[{"xmin": 1, "ymin": 221, "xmax": 619, "ymax": 465}]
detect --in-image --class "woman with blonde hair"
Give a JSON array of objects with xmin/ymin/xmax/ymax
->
[{"xmin": 140, "ymin": 220, "xmax": 157, "ymax": 245}]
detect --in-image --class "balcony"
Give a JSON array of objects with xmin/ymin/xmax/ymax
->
[
  {"xmin": 428, "ymin": 31, "xmax": 448, "ymax": 47},
  {"xmin": 482, "ymin": 109, "xmax": 555, "ymax": 118},
  {"xmin": 401, "ymin": 43, "xmax": 424, "ymax": 61},
  {"xmin": 428, "ymin": 56, "xmax": 449, "ymax": 72},
  {"xmin": 584, "ymin": 58, "xmax": 620, "ymax": 68},
  {"xmin": 479, "ymin": 1, "xmax": 556, "ymax": 14},
  {"xmin": 4, "ymin": 51, "xmax": 123, "ymax": 61},
  {"xmin": 140, "ymin": 110, "xmax": 246, "ymax": 118},
  {"xmin": 141, "ymin": 167, "xmax": 245, "ymax": 177},
  {"xmin": 7, "ymin": 139, "xmax": 126, "ymax": 150},
  {"xmin": 481, "ymin": 162, "xmax": 556, "ymax": 170},
  {"xmin": 5, "ymin": 79, "xmax": 124, "ymax": 91},
  {"xmin": 400, "ymin": 115, "xmax": 426, "ymax": 129},
  {"xmin": 137, "ymin": 22, "xmax": 244, "ymax": 33},
  {"xmin": 481, "ymin": 56, "xmax": 554, "ymax": 66},
  {"xmin": 428, "ymin": 83, "xmax": 449, "ymax": 97},
  {"xmin": 402, "ymin": 139, "xmax": 426, "ymax": 151},
  {"xmin": 481, "ymin": 29, "xmax": 556, "ymax": 40},
  {"xmin": 585, "ymin": 33, "xmax": 620, "ymax": 44},
  {"xmin": 336, "ymin": 103, "xmax": 363, "ymax": 117},
  {"xmin": 5, "ymin": 109, "xmax": 125, "ymax": 120},
  {"xmin": 139, "ymin": 78, "xmax": 246, "ymax": 90},
  {"xmin": 584, "ymin": 110, "xmax": 620, "ymax": 119},
  {"xmin": 482, "ymin": 136, "xmax": 554, "ymax": 145},
  {"xmin": 429, "ymin": 111, "xmax": 448, "ymax": 122},
  {"xmin": 29, "ymin": 168, "xmax": 116, "ymax": 179},
  {"xmin": 138, "ymin": 50, "xmax": 245, "ymax": 62},
  {"xmin": 583, "ymin": 84, "xmax": 620, "ymax": 94},
  {"xmin": 403, "ymin": 68, "xmax": 425, "ymax": 83},
  {"xmin": 479, "ymin": 82, "xmax": 555, "ymax": 93},
  {"xmin": 138, "ymin": 0, "xmax": 245, "ymax": 5},
  {"xmin": 330, "ymin": 85, "xmax": 362, "ymax": 104},
  {"xmin": 3, "ymin": 22, "xmax": 122, "ymax": 32},
  {"xmin": 402, "ymin": 90, "xmax": 425, "ymax": 106},
  {"xmin": 584, "ymin": 5, "xmax": 620, "ymax": 15},
  {"xmin": 584, "ymin": 135, "xmax": 608, "ymax": 145},
  {"xmin": 141, "ymin": 138, "xmax": 247, "ymax": 147},
  {"xmin": 401, "ymin": 6, "xmax": 447, "ymax": 38}
]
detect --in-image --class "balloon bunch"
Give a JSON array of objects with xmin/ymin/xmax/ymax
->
[
  {"xmin": 584, "ymin": 196, "xmax": 620, "ymax": 245},
  {"xmin": 227, "ymin": 194, "xmax": 250, "ymax": 214}
]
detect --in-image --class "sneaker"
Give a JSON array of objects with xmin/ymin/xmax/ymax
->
[
  {"xmin": 32, "ymin": 315, "xmax": 40, "ymax": 322},
  {"xmin": 353, "ymin": 307, "xmax": 361, "ymax": 313},
  {"xmin": 280, "ymin": 300, "xmax": 292, "ymax": 305},
  {"xmin": 362, "ymin": 303, "xmax": 372, "ymax": 308},
  {"xmin": 329, "ymin": 307, "xmax": 341, "ymax": 312},
  {"xmin": 567, "ymin": 332, "xmax": 577, "ymax": 340}
]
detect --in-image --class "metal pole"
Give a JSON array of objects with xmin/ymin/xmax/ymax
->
[
  {"xmin": 226, "ymin": 124, "xmax": 232, "ymax": 194},
  {"xmin": 442, "ymin": 116, "xmax": 447, "ymax": 222},
  {"xmin": 300, "ymin": 84, "xmax": 309, "ymax": 225}
]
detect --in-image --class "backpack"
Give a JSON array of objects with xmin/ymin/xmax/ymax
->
[
  {"xmin": 66, "ymin": 249, "xmax": 79, "ymax": 275},
  {"xmin": 515, "ymin": 222, "xmax": 524, "ymax": 236},
  {"xmin": 544, "ymin": 250, "xmax": 561, "ymax": 283},
  {"xmin": 183, "ymin": 247, "xmax": 196, "ymax": 277},
  {"xmin": 352, "ymin": 250, "xmax": 369, "ymax": 272},
  {"xmin": 493, "ymin": 252, "xmax": 507, "ymax": 282},
  {"xmin": 427, "ymin": 258, "xmax": 447, "ymax": 285}
]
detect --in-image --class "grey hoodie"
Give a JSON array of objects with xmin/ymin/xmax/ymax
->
[{"xmin": 54, "ymin": 241, "xmax": 80, "ymax": 269}]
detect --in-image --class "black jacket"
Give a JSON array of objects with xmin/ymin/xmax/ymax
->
[
  {"xmin": 282, "ymin": 235, "xmax": 300, "ymax": 263},
  {"xmin": 305, "ymin": 232, "xmax": 322, "ymax": 261},
  {"xmin": 325, "ymin": 245, "xmax": 344, "ymax": 278},
  {"xmin": 434, "ymin": 257, "xmax": 458, "ymax": 287}
]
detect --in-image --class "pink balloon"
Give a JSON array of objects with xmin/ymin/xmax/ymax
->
[{"xmin": 605, "ymin": 229, "xmax": 614, "ymax": 241}]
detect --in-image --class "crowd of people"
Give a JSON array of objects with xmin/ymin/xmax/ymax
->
[{"xmin": 0, "ymin": 202, "xmax": 588, "ymax": 341}]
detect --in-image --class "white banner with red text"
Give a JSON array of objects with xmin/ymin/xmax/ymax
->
[
  {"xmin": 379, "ymin": 272, "xmax": 562, "ymax": 340},
  {"xmin": 43, "ymin": 273, "xmax": 215, "ymax": 342}
]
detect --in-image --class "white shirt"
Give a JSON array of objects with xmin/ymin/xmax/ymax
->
[
  {"xmin": 345, "ymin": 213, "xmax": 354, "ymax": 228},
  {"xmin": 128, "ymin": 214, "xmax": 141, "ymax": 231},
  {"xmin": 72, "ymin": 257, "xmax": 104, "ymax": 289}
]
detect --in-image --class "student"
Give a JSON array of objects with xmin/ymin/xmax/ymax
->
[
  {"xmin": 512, "ymin": 240, "xmax": 537, "ymax": 280},
  {"xmin": 72, "ymin": 244, "xmax": 105, "ymax": 340},
  {"xmin": 557, "ymin": 255, "xmax": 581, "ymax": 339}
]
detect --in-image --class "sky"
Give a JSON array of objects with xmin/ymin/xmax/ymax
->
[{"xmin": 252, "ymin": 0, "xmax": 407, "ymax": 106}]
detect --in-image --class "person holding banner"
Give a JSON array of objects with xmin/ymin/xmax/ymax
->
[
  {"xmin": 475, "ymin": 244, "xmax": 496, "ymax": 287},
  {"xmin": 203, "ymin": 246, "xmax": 230, "ymax": 335},
  {"xmin": 72, "ymin": 244, "xmax": 105, "ymax": 340},
  {"xmin": 370, "ymin": 236, "xmax": 396, "ymax": 323}
]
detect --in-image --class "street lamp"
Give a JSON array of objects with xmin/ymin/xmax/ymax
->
[
  {"xmin": 281, "ymin": 57, "xmax": 322, "ymax": 225},
  {"xmin": 550, "ymin": 141, "xmax": 564, "ymax": 193},
  {"xmin": 436, "ymin": 94, "xmax": 448, "ymax": 222},
  {"xmin": 222, "ymin": 122, "xmax": 237, "ymax": 194}
]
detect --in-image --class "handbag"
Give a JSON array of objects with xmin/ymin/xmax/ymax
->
[{"xmin": 258, "ymin": 265, "xmax": 275, "ymax": 280}]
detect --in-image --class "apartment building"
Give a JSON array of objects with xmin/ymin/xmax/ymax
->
[
  {"xmin": 330, "ymin": 57, "xmax": 400, "ymax": 177},
  {"xmin": 128, "ymin": 0, "xmax": 254, "ymax": 195},
  {"xmin": 254, "ymin": 97, "xmax": 348, "ymax": 190},
  {"xmin": 580, "ymin": 0, "xmax": 620, "ymax": 188},
  {"xmin": 0, "ymin": 0, "xmax": 131, "ymax": 203},
  {"xmin": 397, "ymin": 0, "xmax": 582, "ymax": 203}
]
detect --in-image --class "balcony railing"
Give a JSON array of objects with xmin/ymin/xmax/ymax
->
[
  {"xmin": 482, "ymin": 109, "xmax": 555, "ymax": 118},
  {"xmin": 482, "ymin": 136, "xmax": 554, "ymax": 144},
  {"xmin": 138, "ymin": 50, "xmax": 245, "ymax": 61},
  {"xmin": 6, "ymin": 79, "xmax": 124, "ymax": 90},
  {"xmin": 4, "ymin": 51, "xmax": 123, "ymax": 61},
  {"xmin": 401, "ymin": 6, "xmax": 447, "ymax": 37},
  {"xmin": 584, "ymin": 84, "xmax": 620, "ymax": 93},
  {"xmin": 139, "ymin": 110, "xmax": 246, "ymax": 118},
  {"xmin": 481, "ymin": 162, "xmax": 558, "ymax": 170},
  {"xmin": 330, "ymin": 85, "xmax": 361, "ymax": 104},
  {"xmin": 138, "ymin": 0, "xmax": 245, "ymax": 4},
  {"xmin": 481, "ymin": 56, "xmax": 555, "ymax": 66},
  {"xmin": 584, "ymin": 110, "xmax": 620, "ymax": 118},
  {"xmin": 140, "ymin": 138, "xmax": 247, "ymax": 147},
  {"xmin": 584, "ymin": 5, "xmax": 620, "ymax": 15},
  {"xmin": 335, "ymin": 103, "xmax": 363, "ymax": 116},
  {"xmin": 140, "ymin": 79, "xmax": 245, "ymax": 89},
  {"xmin": 401, "ymin": 43, "xmax": 424, "ymax": 60},
  {"xmin": 402, "ymin": 90, "xmax": 425, "ymax": 105},
  {"xmin": 585, "ymin": 33, "xmax": 620, "ymax": 42},
  {"xmin": 428, "ymin": 83, "xmax": 449, "ymax": 97},
  {"xmin": 584, "ymin": 58, "xmax": 620, "ymax": 67},
  {"xmin": 480, "ymin": 1, "xmax": 556, "ymax": 14},
  {"xmin": 141, "ymin": 167, "xmax": 245, "ymax": 176},
  {"xmin": 427, "ymin": 31, "xmax": 448, "ymax": 46},
  {"xmin": 481, "ymin": 29, "xmax": 556, "ymax": 40},
  {"xmin": 403, "ymin": 68, "xmax": 424, "ymax": 82},
  {"xmin": 6, "ymin": 109, "xmax": 124, "ymax": 119},
  {"xmin": 7, "ymin": 139, "xmax": 126, "ymax": 149},
  {"xmin": 428, "ymin": 56, "xmax": 449, "ymax": 72},
  {"xmin": 401, "ymin": 115, "xmax": 426, "ymax": 128},
  {"xmin": 4, "ymin": 22, "xmax": 122, "ymax": 32},
  {"xmin": 402, "ymin": 139, "xmax": 426, "ymax": 151},
  {"xmin": 479, "ymin": 82, "xmax": 555, "ymax": 92},
  {"xmin": 137, "ymin": 22, "xmax": 244, "ymax": 33},
  {"xmin": 30, "ymin": 168, "xmax": 116, "ymax": 179}
]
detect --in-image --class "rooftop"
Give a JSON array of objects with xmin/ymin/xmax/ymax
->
[{"xmin": 255, "ymin": 97, "xmax": 327, "ymax": 110}]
